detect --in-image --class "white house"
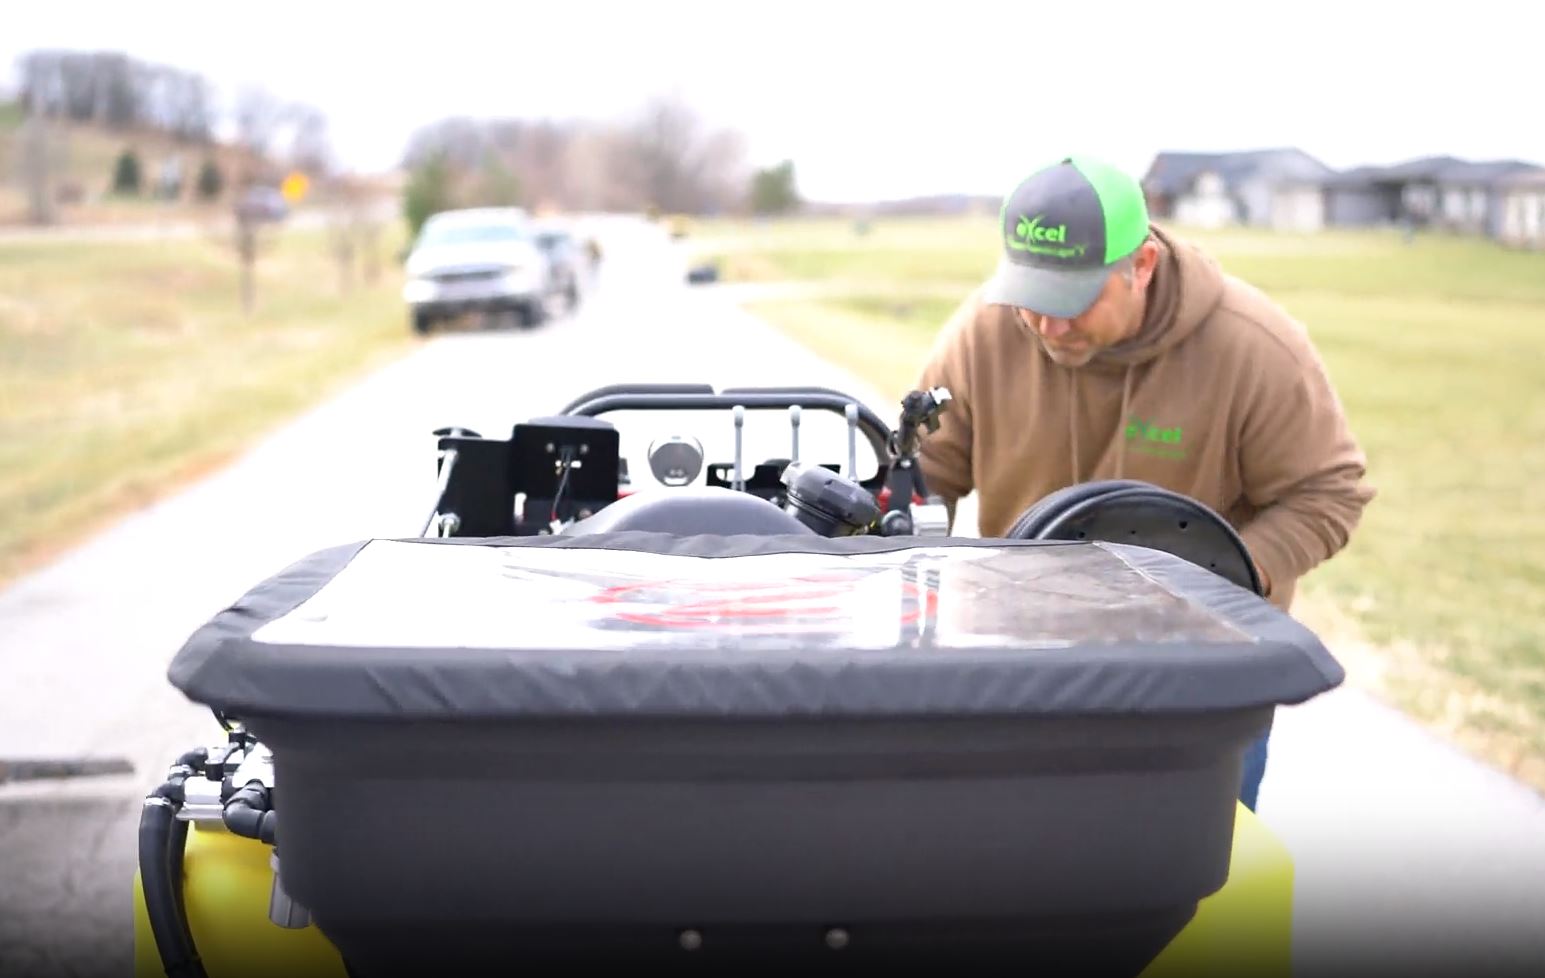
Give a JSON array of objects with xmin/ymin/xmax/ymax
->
[
  {"xmin": 1171, "ymin": 171, "xmax": 1237, "ymax": 228},
  {"xmin": 1142, "ymin": 148, "xmax": 1335, "ymax": 230},
  {"xmin": 1268, "ymin": 182, "xmax": 1327, "ymax": 232},
  {"xmin": 1498, "ymin": 171, "xmax": 1545, "ymax": 250}
]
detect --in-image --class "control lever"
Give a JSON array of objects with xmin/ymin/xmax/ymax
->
[
  {"xmin": 732, "ymin": 405, "xmax": 746, "ymax": 491},
  {"xmin": 789, "ymin": 405, "xmax": 801, "ymax": 463},
  {"xmin": 880, "ymin": 386, "xmax": 954, "ymax": 537},
  {"xmin": 845, "ymin": 403, "xmax": 858, "ymax": 480},
  {"xmin": 892, "ymin": 387, "xmax": 953, "ymax": 460}
]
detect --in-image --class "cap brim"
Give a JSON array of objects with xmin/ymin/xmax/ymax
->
[{"xmin": 982, "ymin": 256, "xmax": 1110, "ymax": 319}]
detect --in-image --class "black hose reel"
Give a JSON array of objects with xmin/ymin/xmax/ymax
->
[{"xmin": 1007, "ymin": 479, "xmax": 1264, "ymax": 596}]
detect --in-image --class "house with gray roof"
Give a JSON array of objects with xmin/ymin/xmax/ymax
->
[
  {"xmin": 1141, "ymin": 148, "xmax": 1335, "ymax": 230},
  {"xmin": 1430, "ymin": 159, "xmax": 1544, "ymax": 237},
  {"xmin": 1497, "ymin": 170, "xmax": 1545, "ymax": 250},
  {"xmin": 1265, "ymin": 155, "xmax": 1459, "ymax": 231},
  {"xmin": 1271, "ymin": 156, "xmax": 1543, "ymax": 236}
]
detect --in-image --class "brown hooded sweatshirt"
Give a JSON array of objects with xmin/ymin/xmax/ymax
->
[{"xmin": 915, "ymin": 225, "xmax": 1375, "ymax": 611}]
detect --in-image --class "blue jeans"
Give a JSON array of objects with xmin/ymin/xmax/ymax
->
[{"xmin": 1239, "ymin": 716, "xmax": 1273, "ymax": 811}]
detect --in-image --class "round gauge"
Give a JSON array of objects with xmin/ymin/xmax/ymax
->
[{"xmin": 647, "ymin": 435, "xmax": 704, "ymax": 487}]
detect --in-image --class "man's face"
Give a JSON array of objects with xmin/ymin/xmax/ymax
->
[{"xmin": 1015, "ymin": 241, "xmax": 1158, "ymax": 367}]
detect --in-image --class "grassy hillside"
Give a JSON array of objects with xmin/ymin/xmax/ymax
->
[{"xmin": 0, "ymin": 99, "xmax": 255, "ymax": 225}]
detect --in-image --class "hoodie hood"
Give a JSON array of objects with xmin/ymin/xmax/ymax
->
[
  {"xmin": 1107, "ymin": 224, "xmax": 1226, "ymax": 363},
  {"xmin": 1021, "ymin": 224, "xmax": 1229, "ymax": 482},
  {"xmin": 1045, "ymin": 223, "xmax": 1229, "ymax": 371}
]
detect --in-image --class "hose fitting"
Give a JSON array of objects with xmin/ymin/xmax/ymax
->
[{"xmin": 223, "ymin": 781, "xmax": 278, "ymax": 845}]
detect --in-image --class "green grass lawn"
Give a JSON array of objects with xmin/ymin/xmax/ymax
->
[
  {"xmin": 0, "ymin": 223, "xmax": 413, "ymax": 582},
  {"xmin": 691, "ymin": 215, "xmax": 1545, "ymax": 791}
]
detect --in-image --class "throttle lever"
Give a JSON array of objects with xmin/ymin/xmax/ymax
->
[
  {"xmin": 732, "ymin": 405, "xmax": 746, "ymax": 491},
  {"xmin": 845, "ymin": 403, "xmax": 858, "ymax": 480}
]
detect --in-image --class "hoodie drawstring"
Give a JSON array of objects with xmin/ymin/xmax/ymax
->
[
  {"xmin": 1068, "ymin": 364, "xmax": 1136, "ymax": 483},
  {"xmin": 1117, "ymin": 365, "xmax": 1134, "ymax": 479},
  {"xmin": 1068, "ymin": 369, "xmax": 1080, "ymax": 483}
]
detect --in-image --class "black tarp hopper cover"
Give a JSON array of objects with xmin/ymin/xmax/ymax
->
[
  {"xmin": 171, "ymin": 533, "xmax": 1342, "ymax": 718},
  {"xmin": 166, "ymin": 533, "xmax": 1344, "ymax": 973}
]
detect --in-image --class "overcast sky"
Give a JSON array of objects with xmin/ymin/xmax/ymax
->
[{"xmin": 4, "ymin": 0, "xmax": 1538, "ymax": 202}]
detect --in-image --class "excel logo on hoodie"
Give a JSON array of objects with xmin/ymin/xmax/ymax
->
[
  {"xmin": 1008, "ymin": 213, "xmax": 1088, "ymax": 260},
  {"xmin": 1125, "ymin": 417, "xmax": 1185, "ymax": 460}
]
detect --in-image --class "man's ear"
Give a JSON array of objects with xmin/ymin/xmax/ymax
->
[{"xmin": 1134, "ymin": 239, "xmax": 1161, "ymax": 290}]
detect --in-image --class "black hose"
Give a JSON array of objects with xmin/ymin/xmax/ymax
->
[
  {"xmin": 174, "ymin": 747, "xmax": 209, "ymax": 771},
  {"xmin": 223, "ymin": 782, "xmax": 278, "ymax": 844},
  {"xmin": 139, "ymin": 775, "xmax": 208, "ymax": 978},
  {"xmin": 166, "ymin": 748, "xmax": 208, "ymax": 947}
]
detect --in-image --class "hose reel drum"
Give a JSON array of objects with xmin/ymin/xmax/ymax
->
[{"xmin": 1007, "ymin": 479, "xmax": 1263, "ymax": 596}]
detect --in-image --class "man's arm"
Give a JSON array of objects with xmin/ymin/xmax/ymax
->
[
  {"xmin": 1234, "ymin": 330, "xmax": 1376, "ymax": 599},
  {"xmin": 913, "ymin": 289, "xmax": 983, "ymax": 524}
]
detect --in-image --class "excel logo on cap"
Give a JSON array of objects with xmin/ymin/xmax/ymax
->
[
  {"xmin": 983, "ymin": 156, "xmax": 1151, "ymax": 318},
  {"xmin": 996, "ymin": 156, "xmax": 1149, "ymax": 270},
  {"xmin": 1009, "ymin": 213, "xmax": 1088, "ymax": 260}
]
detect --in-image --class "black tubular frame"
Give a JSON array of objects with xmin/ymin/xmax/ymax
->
[{"xmin": 558, "ymin": 386, "xmax": 897, "ymax": 472}]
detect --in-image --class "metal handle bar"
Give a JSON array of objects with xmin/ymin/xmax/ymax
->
[
  {"xmin": 559, "ymin": 390, "xmax": 896, "ymax": 463},
  {"xmin": 558, "ymin": 383, "xmax": 714, "ymax": 414}
]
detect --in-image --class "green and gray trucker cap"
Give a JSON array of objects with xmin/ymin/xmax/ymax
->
[{"xmin": 983, "ymin": 156, "xmax": 1150, "ymax": 318}]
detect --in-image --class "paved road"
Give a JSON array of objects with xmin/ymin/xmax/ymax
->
[{"xmin": 2, "ymin": 217, "xmax": 1543, "ymax": 978}]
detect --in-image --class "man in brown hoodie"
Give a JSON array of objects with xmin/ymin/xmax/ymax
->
[
  {"xmin": 914, "ymin": 156, "xmax": 1376, "ymax": 809},
  {"xmin": 918, "ymin": 156, "xmax": 1374, "ymax": 612}
]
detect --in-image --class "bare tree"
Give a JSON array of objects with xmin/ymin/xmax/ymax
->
[
  {"xmin": 18, "ymin": 104, "xmax": 61, "ymax": 225},
  {"xmin": 696, "ymin": 128, "xmax": 751, "ymax": 214},
  {"xmin": 402, "ymin": 116, "xmax": 494, "ymax": 172},
  {"xmin": 624, "ymin": 93, "xmax": 704, "ymax": 213},
  {"xmin": 285, "ymin": 105, "xmax": 334, "ymax": 177},
  {"xmin": 232, "ymin": 85, "xmax": 287, "ymax": 183},
  {"xmin": 163, "ymin": 69, "xmax": 215, "ymax": 143},
  {"xmin": 511, "ymin": 120, "xmax": 571, "ymax": 211},
  {"xmin": 15, "ymin": 48, "xmax": 217, "ymax": 143},
  {"xmin": 16, "ymin": 51, "xmax": 53, "ymax": 115},
  {"xmin": 329, "ymin": 198, "xmax": 359, "ymax": 295},
  {"xmin": 236, "ymin": 215, "xmax": 257, "ymax": 314},
  {"xmin": 393, "ymin": 92, "xmax": 753, "ymax": 226},
  {"xmin": 614, "ymin": 92, "xmax": 749, "ymax": 214},
  {"xmin": 560, "ymin": 126, "xmax": 614, "ymax": 212}
]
